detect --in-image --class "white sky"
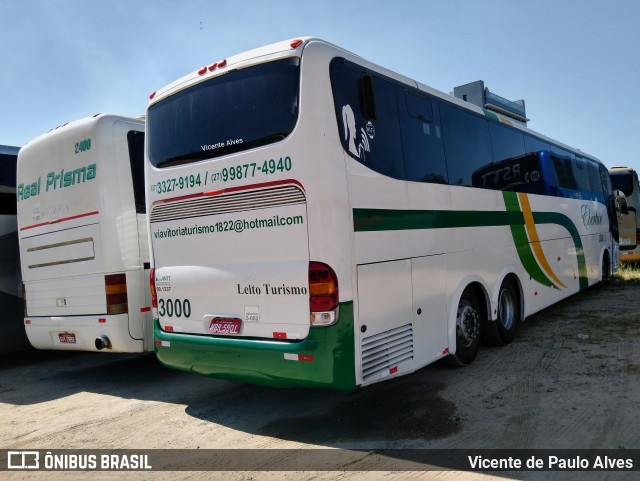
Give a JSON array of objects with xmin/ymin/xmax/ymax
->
[{"xmin": 1, "ymin": 0, "xmax": 639, "ymax": 170}]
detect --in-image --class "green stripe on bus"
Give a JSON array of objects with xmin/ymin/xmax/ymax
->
[
  {"xmin": 353, "ymin": 193, "xmax": 588, "ymax": 290},
  {"xmin": 501, "ymin": 190, "xmax": 520, "ymax": 212},
  {"xmin": 154, "ymin": 302, "xmax": 356, "ymax": 391},
  {"xmin": 509, "ymin": 223, "xmax": 556, "ymax": 289},
  {"xmin": 533, "ymin": 212, "xmax": 588, "ymax": 290},
  {"xmin": 502, "ymin": 191, "xmax": 557, "ymax": 289},
  {"xmin": 352, "ymin": 208, "xmax": 523, "ymax": 231}
]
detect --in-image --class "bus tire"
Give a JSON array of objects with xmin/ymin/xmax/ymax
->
[
  {"xmin": 483, "ymin": 278, "xmax": 520, "ymax": 346},
  {"xmin": 448, "ymin": 288, "xmax": 482, "ymax": 366}
]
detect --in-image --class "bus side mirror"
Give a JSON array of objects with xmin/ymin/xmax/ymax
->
[{"xmin": 614, "ymin": 190, "xmax": 629, "ymax": 216}]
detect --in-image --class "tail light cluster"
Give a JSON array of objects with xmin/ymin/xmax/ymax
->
[
  {"xmin": 150, "ymin": 268, "xmax": 158, "ymax": 318},
  {"xmin": 105, "ymin": 273, "xmax": 128, "ymax": 315},
  {"xmin": 309, "ymin": 262, "xmax": 338, "ymax": 326}
]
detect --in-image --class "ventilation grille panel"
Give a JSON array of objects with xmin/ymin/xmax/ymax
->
[
  {"xmin": 361, "ymin": 323, "xmax": 414, "ymax": 382},
  {"xmin": 150, "ymin": 184, "xmax": 305, "ymax": 223}
]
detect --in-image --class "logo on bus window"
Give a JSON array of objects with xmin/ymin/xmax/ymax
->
[{"xmin": 342, "ymin": 104, "xmax": 373, "ymax": 161}]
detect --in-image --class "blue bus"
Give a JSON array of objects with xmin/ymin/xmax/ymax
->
[{"xmin": 0, "ymin": 144, "xmax": 30, "ymax": 353}]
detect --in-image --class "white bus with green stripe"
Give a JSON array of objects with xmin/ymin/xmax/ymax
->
[
  {"xmin": 146, "ymin": 38, "xmax": 618, "ymax": 390},
  {"xmin": 18, "ymin": 114, "xmax": 153, "ymax": 352}
]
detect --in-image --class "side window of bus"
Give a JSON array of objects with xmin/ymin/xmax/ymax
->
[
  {"xmin": 551, "ymin": 147, "xmax": 578, "ymax": 197},
  {"xmin": 439, "ymin": 102, "xmax": 492, "ymax": 187},
  {"xmin": 599, "ymin": 164, "xmax": 612, "ymax": 195},
  {"xmin": 573, "ymin": 156, "xmax": 592, "ymax": 198},
  {"xmin": 475, "ymin": 152, "xmax": 550, "ymax": 195},
  {"xmin": 489, "ymin": 122, "xmax": 526, "ymax": 163},
  {"xmin": 610, "ymin": 170, "xmax": 633, "ymax": 197},
  {"xmin": 127, "ymin": 130, "xmax": 146, "ymax": 214},
  {"xmin": 586, "ymin": 159, "xmax": 604, "ymax": 202},
  {"xmin": 478, "ymin": 122, "xmax": 526, "ymax": 190},
  {"xmin": 330, "ymin": 59, "xmax": 404, "ymax": 179},
  {"xmin": 524, "ymin": 135, "xmax": 551, "ymax": 154},
  {"xmin": 399, "ymin": 91, "xmax": 448, "ymax": 184}
]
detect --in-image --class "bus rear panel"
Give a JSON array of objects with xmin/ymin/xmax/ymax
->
[{"xmin": 18, "ymin": 114, "xmax": 151, "ymax": 352}]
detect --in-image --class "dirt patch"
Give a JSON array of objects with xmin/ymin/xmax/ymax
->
[
  {"xmin": 257, "ymin": 379, "xmax": 460, "ymax": 443},
  {"xmin": 1, "ymin": 281, "xmax": 639, "ymax": 480}
]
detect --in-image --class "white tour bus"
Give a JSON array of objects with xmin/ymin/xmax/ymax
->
[
  {"xmin": 146, "ymin": 38, "xmax": 618, "ymax": 390},
  {"xmin": 18, "ymin": 114, "xmax": 152, "ymax": 352},
  {"xmin": 609, "ymin": 167, "xmax": 640, "ymax": 263},
  {"xmin": 0, "ymin": 144, "xmax": 30, "ymax": 353}
]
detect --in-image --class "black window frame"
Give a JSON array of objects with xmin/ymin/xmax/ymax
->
[
  {"xmin": 147, "ymin": 57, "xmax": 301, "ymax": 169},
  {"xmin": 127, "ymin": 130, "xmax": 146, "ymax": 214},
  {"xmin": 329, "ymin": 57, "xmax": 608, "ymax": 203}
]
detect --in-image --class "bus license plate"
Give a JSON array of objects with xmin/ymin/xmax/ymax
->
[
  {"xmin": 208, "ymin": 318, "xmax": 241, "ymax": 335},
  {"xmin": 58, "ymin": 332, "xmax": 77, "ymax": 343}
]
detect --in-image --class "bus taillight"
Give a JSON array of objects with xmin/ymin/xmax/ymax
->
[
  {"xmin": 105, "ymin": 273, "xmax": 128, "ymax": 315},
  {"xmin": 149, "ymin": 268, "xmax": 157, "ymax": 308},
  {"xmin": 149, "ymin": 268, "xmax": 159, "ymax": 320},
  {"xmin": 309, "ymin": 262, "xmax": 338, "ymax": 326}
]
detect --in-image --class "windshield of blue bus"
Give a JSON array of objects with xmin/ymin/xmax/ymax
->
[{"xmin": 610, "ymin": 170, "xmax": 635, "ymax": 197}]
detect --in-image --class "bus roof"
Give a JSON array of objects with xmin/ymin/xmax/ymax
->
[
  {"xmin": 148, "ymin": 37, "xmax": 318, "ymax": 106},
  {"xmin": 20, "ymin": 114, "xmax": 144, "ymax": 152},
  {"xmin": 148, "ymin": 37, "xmax": 603, "ymax": 167}
]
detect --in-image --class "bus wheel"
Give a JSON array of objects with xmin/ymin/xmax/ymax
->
[
  {"xmin": 449, "ymin": 288, "xmax": 482, "ymax": 366},
  {"xmin": 483, "ymin": 279, "xmax": 520, "ymax": 346}
]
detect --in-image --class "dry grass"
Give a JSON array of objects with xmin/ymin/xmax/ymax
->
[{"xmin": 616, "ymin": 262, "xmax": 640, "ymax": 284}]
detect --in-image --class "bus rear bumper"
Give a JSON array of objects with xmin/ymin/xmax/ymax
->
[
  {"xmin": 154, "ymin": 302, "xmax": 356, "ymax": 390},
  {"xmin": 24, "ymin": 314, "xmax": 144, "ymax": 352},
  {"xmin": 620, "ymin": 249, "xmax": 640, "ymax": 263}
]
